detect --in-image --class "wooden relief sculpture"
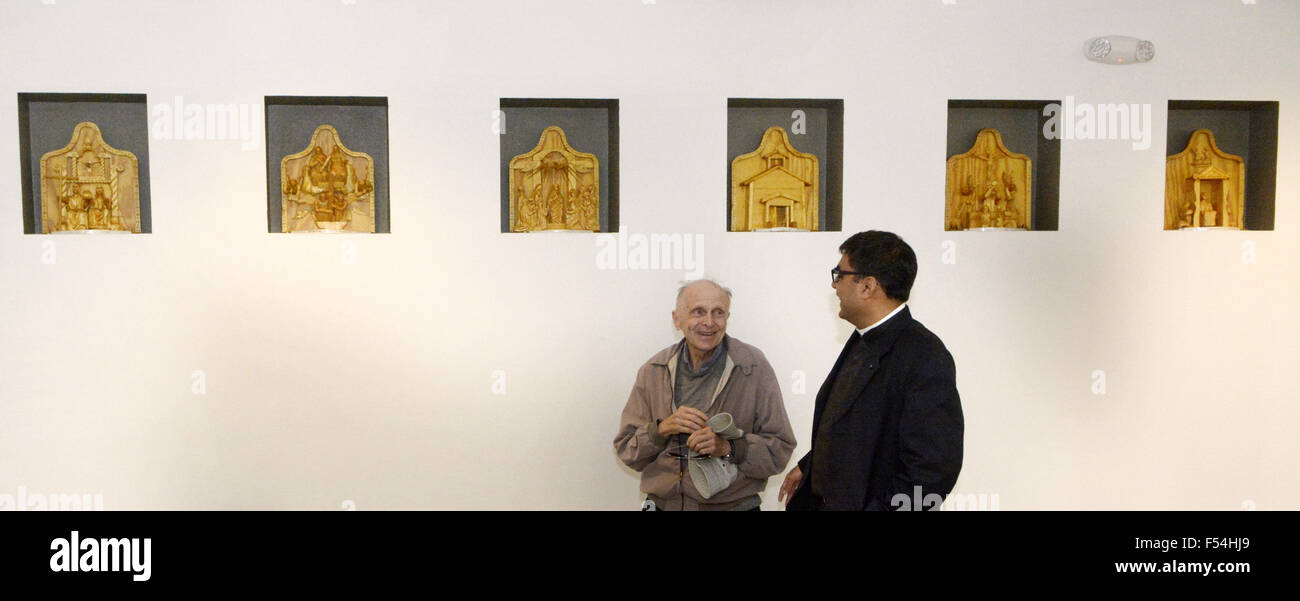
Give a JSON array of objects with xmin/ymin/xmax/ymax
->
[
  {"xmin": 509, "ymin": 126, "xmax": 600, "ymax": 232},
  {"xmin": 39, "ymin": 122, "xmax": 141, "ymax": 233},
  {"xmin": 1165, "ymin": 129, "xmax": 1244, "ymax": 229},
  {"xmin": 730, "ymin": 126, "xmax": 819, "ymax": 231},
  {"xmin": 281, "ymin": 125, "xmax": 375, "ymax": 232},
  {"xmin": 945, "ymin": 129, "xmax": 1031, "ymax": 230}
]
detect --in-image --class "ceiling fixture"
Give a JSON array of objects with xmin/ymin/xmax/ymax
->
[{"xmin": 1084, "ymin": 35, "xmax": 1154, "ymax": 65}]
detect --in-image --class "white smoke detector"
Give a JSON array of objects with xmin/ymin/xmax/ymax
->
[{"xmin": 1084, "ymin": 35, "xmax": 1154, "ymax": 65}]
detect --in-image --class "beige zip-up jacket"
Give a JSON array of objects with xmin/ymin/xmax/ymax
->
[{"xmin": 613, "ymin": 336, "xmax": 796, "ymax": 509}]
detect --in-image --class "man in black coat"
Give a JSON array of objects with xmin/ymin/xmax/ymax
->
[{"xmin": 780, "ymin": 231, "xmax": 963, "ymax": 511}]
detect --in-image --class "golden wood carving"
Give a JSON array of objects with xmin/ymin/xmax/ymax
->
[
  {"xmin": 509, "ymin": 126, "xmax": 599, "ymax": 232},
  {"xmin": 280, "ymin": 125, "xmax": 375, "ymax": 232},
  {"xmin": 730, "ymin": 127, "xmax": 819, "ymax": 231},
  {"xmin": 1165, "ymin": 129, "xmax": 1244, "ymax": 229},
  {"xmin": 945, "ymin": 129, "xmax": 1031, "ymax": 230},
  {"xmin": 39, "ymin": 122, "xmax": 141, "ymax": 233}
]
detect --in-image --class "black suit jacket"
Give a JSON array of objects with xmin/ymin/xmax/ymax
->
[{"xmin": 788, "ymin": 307, "xmax": 963, "ymax": 511}]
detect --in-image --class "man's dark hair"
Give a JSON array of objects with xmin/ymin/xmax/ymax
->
[{"xmin": 838, "ymin": 230, "xmax": 917, "ymax": 302}]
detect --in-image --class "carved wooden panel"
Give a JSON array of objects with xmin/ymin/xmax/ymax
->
[
  {"xmin": 945, "ymin": 128, "xmax": 1031, "ymax": 231},
  {"xmin": 1165, "ymin": 129, "xmax": 1245, "ymax": 229},
  {"xmin": 280, "ymin": 125, "xmax": 376, "ymax": 233},
  {"xmin": 508, "ymin": 126, "xmax": 599, "ymax": 232},
  {"xmin": 730, "ymin": 126, "xmax": 819, "ymax": 231},
  {"xmin": 39, "ymin": 122, "xmax": 141, "ymax": 233}
]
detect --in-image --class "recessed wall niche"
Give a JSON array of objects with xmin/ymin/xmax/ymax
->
[
  {"xmin": 18, "ymin": 93, "xmax": 153, "ymax": 234},
  {"xmin": 499, "ymin": 98, "xmax": 619, "ymax": 233},
  {"xmin": 727, "ymin": 98, "xmax": 843, "ymax": 232},
  {"xmin": 946, "ymin": 99, "xmax": 1061, "ymax": 232},
  {"xmin": 265, "ymin": 96, "xmax": 390, "ymax": 233},
  {"xmin": 1165, "ymin": 100, "xmax": 1278, "ymax": 231}
]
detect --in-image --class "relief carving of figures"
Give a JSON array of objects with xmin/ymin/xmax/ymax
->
[
  {"xmin": 509, "ymin": 126, "xmax": 600, "ymax": 232},
  {"xmin": 280, "ymin": 125, "xmax": 375, "ymax": 233},
  {"xmin": 730, "ymin": 126, "xmax": 819, "ymax": 231},
  {"xmin": 1165, "ymin": 129, "xmax": 1244, "ymax": 229},
  {"xmin": 945, "ymin": 128, "xmax": 1031, "ymax": 231},
  {"xmin": 39, "ymin": 122, "xmax": 141, "ymax": 233}
]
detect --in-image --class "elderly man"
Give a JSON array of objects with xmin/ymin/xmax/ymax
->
[{"xmin": 614, "ymin": 279, "xmax": 796, "ymax": 511}]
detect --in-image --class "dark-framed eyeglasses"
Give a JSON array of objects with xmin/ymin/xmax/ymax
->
[
  {"xmin": 831, "ymin": 266, "xmax": 867, "ymax": 284},
  {"xmin": 667, "ymin": 437, "xmax": 711, "ymax": 461},
  {"xmin": 666, "ymin": 449, "xmax": 712, "ymax": 461}
]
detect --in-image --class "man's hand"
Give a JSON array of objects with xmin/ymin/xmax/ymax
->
[
  {"xmin": 778, "ymin": 466, "xmax": 802, "ymax": 504},
  {"xmin": 687, "ymin": 427, "xmax": 731, "ymax": 457},
  {"xmin": 658, "ymin": 406, "xmax": 709, "ymax": 438}
]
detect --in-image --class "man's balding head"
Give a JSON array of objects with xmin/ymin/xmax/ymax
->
[
  {"xmin": 672, "ymin": 279, "xmax": 732, "ymax": 364},
  {"xmin": 675, "ymin": 279, "xmax": 732, "ymax": 310}
]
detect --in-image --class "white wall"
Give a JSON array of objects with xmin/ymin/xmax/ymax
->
[{"xmin": 1, "ymin": 0, "xmax": 1296, "ymax": 510}]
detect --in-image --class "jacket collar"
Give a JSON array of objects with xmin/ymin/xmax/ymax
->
[
  {"xmin": 816, "ymin": 306, "xmax": 915, "ymax": 430},
  {"xmin": 857, "ymin": 305, "xmax": 911, "ymax": 353},
  {"xmin": 649, "ymin": 334, "xmax": 758, "ymax": 377},
  {"xmin": 654, "ymin": 335, "xmax": 753, "ymax": 413},
  {"xmin": 856, "ymin": 302, "xmax": 908, "ymax": 338}
]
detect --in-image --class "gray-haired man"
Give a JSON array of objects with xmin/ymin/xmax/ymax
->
[{"xmin": 614, "ymin": 279, "xmax": 796, "ymax": 510}]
